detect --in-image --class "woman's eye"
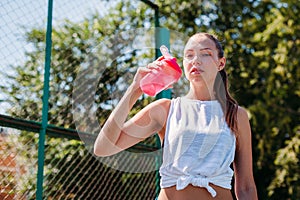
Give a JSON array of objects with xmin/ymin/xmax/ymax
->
[
  {"xmin": 200, "ymin": 52, "xmax": 211, "ymax": 56},
  {"xmin": 185, "ymin": 54, "xmax": 194, "ymax": 59}
]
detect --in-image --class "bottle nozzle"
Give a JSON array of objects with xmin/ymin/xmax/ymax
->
[{"xmin": 160, "ymin": 45, "xmax": 172, "ymax": 59}]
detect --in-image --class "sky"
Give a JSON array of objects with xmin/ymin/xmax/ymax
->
[{"xmin": 0, "ymin": 0, "xmax": 112, "ymax": 114}]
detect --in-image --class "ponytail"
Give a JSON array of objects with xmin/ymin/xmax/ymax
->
[
  {"xmin": 190, "ymin": 32, "xmax": 239, "ymax": 135},
  {"xmin": 214, "ymin": 69, "xmax": 238, "ymax": 134}
]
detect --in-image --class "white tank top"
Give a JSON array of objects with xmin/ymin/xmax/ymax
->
[{"xmin": 159, "ymin": 97, "xmax": 236, "ymax": 197}]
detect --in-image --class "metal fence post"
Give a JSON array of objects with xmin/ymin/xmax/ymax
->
[
  {"xmin": 155, "ymin": 28, "xmax": 171, "ymax": 99},
  {"xmin": 36, "ymin": 0, "xmax": 53, "ymax": 199},
  {"xmin": 154, "ymin": 27, "xmax": 171, "ymax": 198}
]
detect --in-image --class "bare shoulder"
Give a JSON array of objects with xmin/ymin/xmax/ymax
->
[
  {"xmin": 237, "ymin": 106, "xmax": 249, "ymax": 123},
  {"xmin": 145, "ymin": 98, "xmax": 171, "ymax": 113},
  {"xmin": 236, "ymin": 106, "xmax": 251, "ymax": 129},
  {"xmin": 140, "ymin": 98, "xmax": 171, "ymax": 122},
  {"xmin": 151, "ymin": 98, "xmax": 171, "ymax": 106},
  {"xmin": 235, "ymin": 106, "xmax": 252, "ymax": 147},
  {"xmin": 149, "ymin": 98, "xmax": 171, "ymax": 121}
]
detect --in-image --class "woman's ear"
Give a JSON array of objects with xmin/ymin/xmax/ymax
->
[{"xmin": 218, "ymin": 57, "xmax": 226, "ymax": 71}]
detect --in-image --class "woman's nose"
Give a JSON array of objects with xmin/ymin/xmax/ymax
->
[{"xmin": 191, "ymin": 55, "xmax": 201, "ymax": 64}]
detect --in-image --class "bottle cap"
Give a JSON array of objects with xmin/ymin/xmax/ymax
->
[{"xmin": 159, "ymin": 45, "xmax": 182, "ymax": 74}]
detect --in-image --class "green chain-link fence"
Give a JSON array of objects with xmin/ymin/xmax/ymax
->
[
  {"xmin": 0, "ymin": 128, "xmax": 38, "ymax": 200},
  {"xmin": 0, "ymin": 126, "xmax": 158, "ymax": 200},
  {"xmin": 0, "ymin": 0, "xmax": 186, "ymax": 199}
]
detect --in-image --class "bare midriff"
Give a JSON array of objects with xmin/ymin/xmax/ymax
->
[{"xmin": 157, "ymin": 184, "xmax": 233, "ymax": 200}]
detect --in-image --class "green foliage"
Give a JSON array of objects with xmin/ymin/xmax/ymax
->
[
  {"xmin": 1, "ymin": 0, "xmax": 159, "ymax": 198},
  {"xmin": 1, "ymin": 0, "xmax": 299, "ymax": 199},
  {"xmin": 268, "ymin": 127, "xmax": 300, "ymax": 198}
]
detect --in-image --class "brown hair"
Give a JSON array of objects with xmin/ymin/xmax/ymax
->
[{"xmin": 192, "ymin": 33, "xmax": 239, "ymax": 134}]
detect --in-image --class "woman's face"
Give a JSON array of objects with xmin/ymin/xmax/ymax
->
[{"xmin": 183, "ymin": 35, "xmax": 225, "ymax": 86}]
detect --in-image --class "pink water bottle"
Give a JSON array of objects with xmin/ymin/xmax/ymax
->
[{"xmin": 140, "ymin": 45, "xmax": 182, "ymax": 96}]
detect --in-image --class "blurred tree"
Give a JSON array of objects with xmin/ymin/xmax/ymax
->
[
  {"xmin": 154, "ymin": 0, "xmax": 300, "ymax": 199},
  {"xmin": 1, "ymin": 0, "xmax": 157, "ymax": 198},
  {"xmin": 1, "ymin": 0, "xmax": 299, "ymax": 199}
]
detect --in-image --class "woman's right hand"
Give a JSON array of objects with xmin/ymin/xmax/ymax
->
[{"xmin": 132, "ymin": 58, "xmax": 164, "ymax": 90}]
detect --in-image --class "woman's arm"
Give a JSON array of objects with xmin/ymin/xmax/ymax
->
[
  {"xmin": 233, "ymin": 107, "xmax": 258, "ymax": 200},
  {"xmin": 94, "ymin": 67, "xmax": 170, "ymax": 157}
]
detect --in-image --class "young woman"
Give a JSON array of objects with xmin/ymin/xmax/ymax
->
[{"xmin": 94, "ymin": 33, "xmax": 258, "ymax": 200}]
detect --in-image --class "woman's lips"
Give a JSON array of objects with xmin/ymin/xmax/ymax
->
[{"xmin": 190, "ymin": 67, "xmax": 204, "ymax": 74}]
